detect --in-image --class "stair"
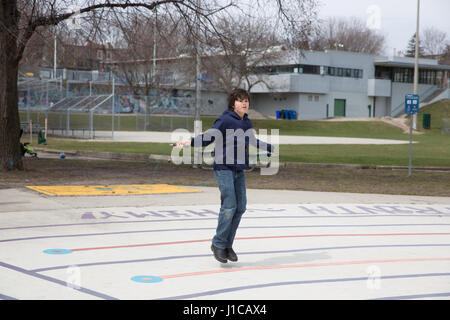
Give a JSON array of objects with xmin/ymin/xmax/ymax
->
[{"xmin": 421, "ymin": 88, "xmax": 446, "ymax": 104}]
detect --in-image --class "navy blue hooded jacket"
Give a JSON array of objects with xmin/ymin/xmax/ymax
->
[{"xmin": 190, "ymin": 110, "xmax": 273, "ymax": 171}]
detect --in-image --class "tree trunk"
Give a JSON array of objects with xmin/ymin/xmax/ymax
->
[{"xmin": 0, "ymin": 0, "xmax": 23, "ymax": 171}]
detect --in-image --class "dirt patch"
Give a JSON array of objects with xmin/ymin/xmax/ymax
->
[
  {"xmin": 379, "ymin": 116, "xmax": 424, "ymax": 135},
  {"xmin": 2, "ymin": 158, "xmax": 449, "ymax": 197}
]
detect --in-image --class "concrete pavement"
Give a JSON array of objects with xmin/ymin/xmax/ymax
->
[
  {"xmin": 92, "ymin": 130, "xmax": 413, "ymax": 145},
  {"xmin": 1, "ymin": 186, "xmax": 449, "ymax": 300},
  {"xmin": 5, "ymin": 129, "xmax": 449, "ymax": 301},
  {"xmin": 2, "ymin": 130, "xmax": 448, "ymax": 301}
]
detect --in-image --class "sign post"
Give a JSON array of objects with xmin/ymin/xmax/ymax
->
[{"xmin": 405, "ymin": 94, "xmax": 419, "ymax": 177}]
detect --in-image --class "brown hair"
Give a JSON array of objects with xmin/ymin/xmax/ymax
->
[{"xmin": 228, "ymin": 88, "xmax": 250, "ymax": 110}]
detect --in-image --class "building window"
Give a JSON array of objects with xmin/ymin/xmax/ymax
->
[
  {"xmin": 375, "ymin": 66, "xmax": 391, "ymax": 80},
  {"xmin": 352, "ymin": 69, "xmax": 363, "ymax": 78},
  {"xmin": 250, "ymin": 63, "xmax": 362, "ymax": 79},
  {"xmin": 300, "ymin": 64, "xmax": 321, "ymax": 75},
  {"xmin": 314, "ymin": 95, "xmax": 319, "ymax": 102},
  {"xmin": 328, "ymin": 67, "xmax": 336, "ymax": 76},
  {"xmin": 308, "ymin": 95, "xmax": 313, "ymax": 102},
  {"xmin": 97, "ymin": 50, "xmax": 104, "ymax": 60},
  {"xmin": 392, "ymin": 67, "xmax": 439, "ymax": 85},
  {"xmin": 278, "ymin": 65, "xmax": 295, "ymax": 73}
]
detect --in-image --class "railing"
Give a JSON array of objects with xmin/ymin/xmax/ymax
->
[
  {"xmin": 421, "ymin": 88, "xmax": 447, "ymax": 104},
  {"xmin": 391, "ymin": 85, "xmax": 437, "ymax": 117}
]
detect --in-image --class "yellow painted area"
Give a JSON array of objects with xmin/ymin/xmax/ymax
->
[{"xmin": 26, "ymin": 184, "xmax": 201, "ymax": 196}]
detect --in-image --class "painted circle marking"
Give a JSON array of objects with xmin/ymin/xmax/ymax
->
[
  {"xmin": 131, "ymin": 275, "xmax": 163, "ymax": 283},
  {"xmin": 43, "ymin": 249, "xmax": 73, "ymax": 255}
]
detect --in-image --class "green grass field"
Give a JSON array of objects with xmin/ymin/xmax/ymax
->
[
  {"xmin": 417, "ymin": 99, "xmax": 450, "ymax": 130},
  {"xmin": 22, "ymin": 99, "xmax": 450, "ymax": 167}
]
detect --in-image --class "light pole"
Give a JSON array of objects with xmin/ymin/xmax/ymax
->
[
  {"xmin": 152, "ymin": 7, "xmax": 157, "ymax": 81},
  {"xmin": 54, "ymin": 28, "xmax": 57, "ymax": 80},
  {"xmin": 193, "ymin": 0, "xmax": 202, "ymax": 167},
  {"xmin": 407, "ymin": 0, "xmax": 420, "ymax": 177},
  {"xmin": 412, "ymin": 0, "xmax": 420, "ymax": 131},
  {"xmin": 195, "ymin": 49, "xmax": 201, "ymax": 136}
]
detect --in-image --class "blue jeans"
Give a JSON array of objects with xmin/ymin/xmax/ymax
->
[{"xmin": 212, "ymin": 169, "xmax": 247, "ymax": 249}]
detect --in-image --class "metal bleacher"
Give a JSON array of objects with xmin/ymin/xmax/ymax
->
[{"xmin": 49, "ymin": 95, "xmax": 111, "ymax": 113}]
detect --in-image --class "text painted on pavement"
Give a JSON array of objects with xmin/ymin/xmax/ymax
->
[{"xmin": 80, "ymin": 204, "xmax": 450, "ymax": 220}]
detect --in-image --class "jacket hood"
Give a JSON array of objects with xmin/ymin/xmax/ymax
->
[{"xmin": 223, "ymin": 109, "xmax": 248, "ymax": 120}]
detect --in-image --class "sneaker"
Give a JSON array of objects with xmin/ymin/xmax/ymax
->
[
  {"xmin": 211, "ymin": 245, "xmax": 228, "ymax": 263},
  {"xmin": 226, "ymin": 248, "xmax": 238, "ymax": 262}
]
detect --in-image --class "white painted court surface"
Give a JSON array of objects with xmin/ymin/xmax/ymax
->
[{"xmin": 1, "ymin": 187, "xmax": 449, "ymax": 300}]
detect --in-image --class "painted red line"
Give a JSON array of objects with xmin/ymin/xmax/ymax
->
[
  {"xmin": 69, "ymin": 232, "xmax": 450, "ymax": 252},
  {"xmin": 160, "ymin": 257, "xmax": 450, "ymax": 280},
  {"xmin": 71, "ymin": 239, "xmax": 211, "ymax": 252},
  {"xmin": 236, "ymin": 233, "xmax": 450, "ymax": 241}
]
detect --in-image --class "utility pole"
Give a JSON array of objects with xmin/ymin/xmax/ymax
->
[
  {"xmin": 112, "ymin": 74, "xmax": 115, "ymax": 141},
  {"xmin": 195, "ymin": 50, "xmax": 201, "ymax": 134},
  {"xmin": 412, "ymin": 0, "xmax": 420, "ymax": 131},
  {"xmin": 193, "ymin": 0, "xmax": 202, "ymax": 167},
  {"xmin": 54, "ymin": 27, "xmax": 57, "ymax": 79},
  {"xmin": 153, "ymin": 7, "xmax": 157, "ymax": 81}
]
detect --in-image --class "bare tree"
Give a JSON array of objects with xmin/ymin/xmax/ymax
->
[
  {"xmin": 440, "ymin": 44, "xmax": 450, "ymax": 65},
  {"xmin": 0, "ymin": 0, "xmax": 318, "ymax": 171},
  {"xmin": 110, "ymin": 10, "xmax": 191, "ymax": 95},
  {"xmin": 18, "ymin": 27, "xmax": 49, "ymax": 74},
  {"xmin": 307, "ymin": 17, "xmax": 386, "ymax": 55},
  {"xmin": 199, "ymin": 15, "xmax": 286, "ymax": 93},
  {"xmin": 1, "ymin": 0, "xmax": 228, "ymax": 171},
  {"xmin": 422, "ymin": 27, "xmax": 448, "ymax": 56}
]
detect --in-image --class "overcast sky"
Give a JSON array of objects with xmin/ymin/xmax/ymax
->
[{"xmin": 317, "ymin": 0, "xmax": 450, "ymax": 56}]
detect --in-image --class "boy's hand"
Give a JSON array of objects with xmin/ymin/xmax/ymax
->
[{"xmin": 174, "ymin": 140, "xmax": 190, "ymax": 148}]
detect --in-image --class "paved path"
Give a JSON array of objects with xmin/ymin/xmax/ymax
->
[
  {"xmin": 92, "ymin": 130, "xmax": 412, "ymax": 145},
  {"xmin": 1, "ymin": 186, "xmax": 449, "ymax": 300}
]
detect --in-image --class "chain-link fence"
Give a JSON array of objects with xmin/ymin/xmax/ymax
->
[
  {"xmin": 18, "ymin": 70, "xmax": 223, "ymax": 139},
  {"xmin": 20, "ymin": 94, "xmax": 197, "ymax": 139}
]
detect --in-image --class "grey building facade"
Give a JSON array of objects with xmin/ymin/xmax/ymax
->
[
  {"xmin": 248, "ymin": 50, "xmax": 450, "ymax": 120},
  {"xmin": 26, "ymin": 50, "xmax": 449, "ymax": 120}
]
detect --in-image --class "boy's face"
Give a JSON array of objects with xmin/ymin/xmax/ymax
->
[{"xmin": 233, "ymin": 97, "xmax": 249, "ymax": 117}]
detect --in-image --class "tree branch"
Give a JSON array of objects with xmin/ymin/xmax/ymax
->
[{"xmin": 16, "ymin": 0, "xmax": 183, "ymax": 64}]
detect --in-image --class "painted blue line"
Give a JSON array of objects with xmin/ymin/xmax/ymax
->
[
  {"xmin": 0, "ymin": 261, "xmax": 118, "ymax": 300},
  {"xmin": 0, "ymin": 293, "xmax": 18, "ymax": 300},
  {"xmin": 0, "ymin": 217, "xmax": 218, "ymax": 231},
  {"xmin": 1, "ymin": 214, "xmax": 449, "ymax": 231},
  {"xmin": 156, "ymin": 273, "xmax": 450, "ymax": 300},
  {"xmin": 0, "ymin": 227, "xmax": 211, "ymax": 243},
  {"xmin": 2, "ymin": 223, "xmax": 449, "ymax": 243},
  {"xmin": 374, "ymin": 292, "xmax": 450, "ymax": 300},
  {"xmin": 31, "ymin": 243, "xmax": 450, "ymax": 273},
  {"xmin": 33, "ymin": 254, "xmax": 208, "ymax": 272}
]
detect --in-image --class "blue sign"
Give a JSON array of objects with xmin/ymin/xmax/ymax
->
[{"xmin": 405, "ymin": 94, "xmax": 419, "ymax": 115}]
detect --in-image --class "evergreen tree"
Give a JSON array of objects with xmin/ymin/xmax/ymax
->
[{"xmin": 405, "ymin": 33, "xmax": 425, "ymax": 57}]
